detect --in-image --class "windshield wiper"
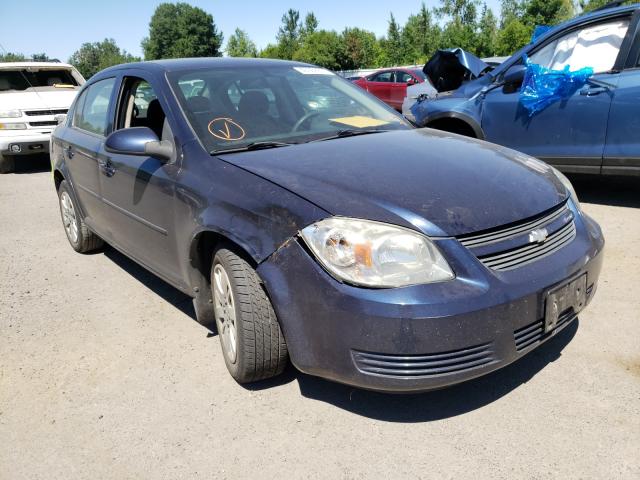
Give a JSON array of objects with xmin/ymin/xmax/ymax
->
[
  {"xmin": 211, "ymin": 141, "xmax": 295, "ymax": 155},
  {"xmin": 310, "ymin": 129, "xmax": 389, "ymax": 143}
]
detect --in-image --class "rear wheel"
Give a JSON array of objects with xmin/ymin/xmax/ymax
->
[
  {"xmin": 211, "ymin": 246, "xmax": 288, "ymax": 383},
  {"xmin": 57, "ymin": 180, "xmax": 103, "ymax": 253},
  {"xmin": 0, "ymin": 154, "xmax": 15, "ymax": 174}
]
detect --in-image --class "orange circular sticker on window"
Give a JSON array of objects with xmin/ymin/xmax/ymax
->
[{"xmin": 208, "ymin": 117, "xmax": 246, "ymax": 141}]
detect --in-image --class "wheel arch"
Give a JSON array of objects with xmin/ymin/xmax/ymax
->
[{"xmin": 424, "ymin": 112, "xmax": 485, "ymax": 140}]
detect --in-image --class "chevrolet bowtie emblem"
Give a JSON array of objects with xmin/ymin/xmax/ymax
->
[{"xmin": 529, "ymin": 227, "xmax": 549, "ymax": 244}]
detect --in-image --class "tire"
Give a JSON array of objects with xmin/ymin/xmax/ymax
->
[
  {"xmin": 57, "ymin": 180, "xmax": 104, "ymax": 253},
  {"xmin": 211, "ymin": 246, "xmax": 288, "ymax": 383},
  {"xmin": 0, "ymin": 154, "xmax": 15, "ymax": 174}
]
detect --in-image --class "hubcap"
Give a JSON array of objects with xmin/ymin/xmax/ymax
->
[
  {"xmin": 60, "ymin": 192, "xmax": 79, "ymax": 244},
  {"xmin": 213, "ymin": 264, "xmax": 237, "ymax": 363}
]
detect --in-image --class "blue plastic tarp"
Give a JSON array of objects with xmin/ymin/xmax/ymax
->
[{"xmin": 519, "ymin": 57, "xmax": 594, "ymax": 117}]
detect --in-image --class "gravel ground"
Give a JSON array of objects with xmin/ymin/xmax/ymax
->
[{"xmin": 1, "ymin": 157, "xmax": 639, "ymax": 479}]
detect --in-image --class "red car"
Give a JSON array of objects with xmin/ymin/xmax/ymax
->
[{"xmin": 353, "ymin": 68, "xmax": 427, "ymax": 111}]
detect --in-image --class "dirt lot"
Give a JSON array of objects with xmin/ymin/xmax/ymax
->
[{"xmin": 1, "ymin": 157, "xmax": 639, "ymax": 479}]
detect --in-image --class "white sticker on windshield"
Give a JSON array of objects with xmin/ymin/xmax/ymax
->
[{"xmin": 293, "ymin": 67, "xmax": 334, "ymax": 75}]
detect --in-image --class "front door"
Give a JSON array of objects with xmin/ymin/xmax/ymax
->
[
  {"xmin": 98, "ymin": 75, "xmax": 181, "ymax": 284},
  {"xmin": 63, "ymin": 77, "xmax": 117, "ymax": 228},
  {"xmin": 481, "ymin": 17, "xmax": 631, "ymax": 174}
]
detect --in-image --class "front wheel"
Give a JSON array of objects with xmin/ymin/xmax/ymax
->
[
  {"xmin": 57, "ymin": 180, "xmax": 104, "ymax": 253},
  {"xmin": 211, "ymin": 246, "xmax": 288, "ymax": 383}
]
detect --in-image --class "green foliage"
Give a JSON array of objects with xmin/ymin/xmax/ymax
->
[
  {"xmin": 259, "ymin": 44, "xmax": 283, "ymax": 59},
  {"xmin": 142, "ymin": 2, "xmax": 223, "ymax": 60},
  {"xmin": 68, "ymin": 38, "xmax": 140, "ymax": 79},
  {"xmin": 277, "ymin": 9, "xmax": 301, "ymax": 60},
  {"xmin": 31, "ymin": 53, "xmax": 50, "ymax": 62},
  {"xmin": 226, "ymin": 29, "xmax": 258, "ymax": 57},
  {"xmin": 382, "ymin": 13, "xmax": 404, "ymax": 66},
  {"xmin": 293, "ymin": 30, "xmax": 343, "ymax": 69},
  {"xmin": 523, "ymin": 0, "xmax": 574, "ymax": 27},
  {"xmin": 476, "ymin": 4, "xmax": 499, "ymax": 57},
  {"xmin": 340, "ymin": 28, "xmax": 379, "ymax": 69},
  {"xmin": 301, "ymin": 12, "xmax": 319, "ymax": 38},
  {"xmin": 0, "ymin": 52, "xmax": 27, "ymax": 62},
  {"xmin": 495, "ymin": 17, "xmax": 532, "ymax": 56},
  {"xmin": 402, "ymin": 4, "xmax": 442, "ymax": 64}
]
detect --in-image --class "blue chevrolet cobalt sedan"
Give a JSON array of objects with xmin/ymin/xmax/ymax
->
[{"xmin": 50, "ymin": 58, "xmax": 604, "ymax": 392}]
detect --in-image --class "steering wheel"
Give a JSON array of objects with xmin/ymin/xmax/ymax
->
[{"xmin": 292, "ymin": 111, "xmax": 320, "ymax": 132}]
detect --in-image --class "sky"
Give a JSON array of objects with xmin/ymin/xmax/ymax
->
[{"xmin": 1, "ymin": 0, "xmax": 503, "ymax": 61}]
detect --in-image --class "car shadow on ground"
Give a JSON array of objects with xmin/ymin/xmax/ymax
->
[
  {"xmin": 11, "ymin": 154, "xmax": 51, "ymax": 174},
  {"xmin": 569, "ymin": 174, "xmax": 639, "ymax": 208}
]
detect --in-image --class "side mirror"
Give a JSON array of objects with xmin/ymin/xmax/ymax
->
[
  {"xmin": 407, "ymin": 79, "xmax": 417, "ymax": 86},
  {"xmin": 503, "ymin": 64, "xmax": 526, "ymax": 87},
  {"xmin": 105, "ymin": 127, "xmax": 173, "ymax": 162}
]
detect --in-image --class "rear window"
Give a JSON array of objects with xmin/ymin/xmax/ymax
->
[{"xmin": 0, "ymin": 69, "xmax": 79, "ymax": 92}]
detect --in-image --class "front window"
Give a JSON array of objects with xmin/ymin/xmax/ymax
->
[
  {"xmin": 168, "ymin": 65, "xmax": 409, "ymax": 153},
  {"xmin": 529, "ymin": 19, "xmax": 629, "ymax": 73},
  {"xmin": 0, "ymin": 68, "xmax": 80, "ymax": 92}
]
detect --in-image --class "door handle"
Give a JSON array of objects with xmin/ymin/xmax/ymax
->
[
  {"xmin": 580, "ymin": 86, "xmax": 609, "ymax": 96},
  {"xmin": 98, "ymin": 158, "xmax": 116, "ymax": 177},
  {"xmin": 64, "ymin": 145, "xmax": 74, "ymax": 158}
]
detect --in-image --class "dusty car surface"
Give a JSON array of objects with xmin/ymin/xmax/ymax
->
[
  {"xmin": 0, "ymin": 62, "xmax": 84, "ymax": 173},
  {"xmin": 51, "ymin": 58, "xmax": 603, "ymax": 392},
  {"xmin": 410, "ymin": 3, "xmax": 640, "ymax": 176}
]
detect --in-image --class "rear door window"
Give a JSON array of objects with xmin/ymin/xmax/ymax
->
[
  {"xmin": 73, "ymin": 78, "xmax": 116, "ymax": 136},
  {"xmin": 369, "ymin": 71, "xmax": 394, "ymax": 82}
]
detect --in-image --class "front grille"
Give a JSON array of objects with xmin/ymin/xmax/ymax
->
[
  {"xmin": 514, "ymin": 309, "xmax": 576, "ymax": 351},
  {"xmin": 24, "ymin": 109, "xmax": 67, "ymax": 116},
  {"xmin": 28, "ymin": 121, "xmax": 58, "ymax": 127},
  {"xmin": 478, "ymin": 221, "xmax": 576, "ymax": 271},
  {"xmin": 459, "ymin": 203, "xmax": 571, "ymax": 248},
  {"xmin": 352, "ymin": 343, "xmax": 495, "ymax": 378}
]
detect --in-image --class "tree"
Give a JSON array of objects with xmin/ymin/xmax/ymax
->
[
  {"xmin": 226, "ymin": 28, "xmax": 257, "ymax": 57},
  {"xmin": 31, "ymin": 53, "xmax": 50, "ymax": 62},
  {"xmin": 340, "ymin": 28, "xmax": 379, "ymax": 69},
  {"xmin": 500, "ymin": 0, "xmax": 524, "ymax": 26},
  {"xmin": 0, "ymin": 52, "xmax": 27, "ymax": 62},
  {"xmin": 477, "ymin": 4, "xmax": 499, "ymax": 57},
  {"xmin": 523, "ymin": 0, "xmax": 574, "ymax": 27},
  {"xmin": 69, "ymin": 39, "xmax": 140, "ymax": 79},
  {"xmin": 276, "ymin": 9, "xmax": 301, "ymax": 60},
  {"xmin": 259, "ymin": 44, "xmax": 283, "ymax": 59},
  {"xmin": 142, "ymin": 2, "xmax": 223, "ymax": 60},
  {"xmin": 383, "ymin": 13, "xmax": 404, "ymax": 66},
  {"xmin": 301, "ymin": 12, "xmax": 319, "ymax": 38},
  {"xmin": 293, "ymin": 30, "xmax": 342, "ymax": 69},
  {"xmin": 402, "ymin": 4, "xmax": 441, "ymax": 64},
  {"xmin": 495, "ymin": 17, "xmax": 532, "ymax": 56}
]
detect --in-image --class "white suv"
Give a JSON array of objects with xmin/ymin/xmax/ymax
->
[{"xmin": 0, "ymin": 62, "xmax": 85, "ymax": 173}]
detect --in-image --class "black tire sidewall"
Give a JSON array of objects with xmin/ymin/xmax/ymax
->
[{"xmin": 212, "ymin": 250, "xmax": 247, "ymax": 379}]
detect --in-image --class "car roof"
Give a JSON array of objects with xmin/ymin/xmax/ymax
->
[
  {"xmin": 0, "ymin": 62, "xmax": 76, "ymax": 69},
  {"xmin": 97, "ymin": 57, "xmax": 312, "ymax": 77}
]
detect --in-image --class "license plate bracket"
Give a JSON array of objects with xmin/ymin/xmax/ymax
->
[{"xmin": 544, "ymin": 274, "xmax": 587, "ymax": 333}]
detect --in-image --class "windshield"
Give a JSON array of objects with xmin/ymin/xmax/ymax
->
[
  {"xmin": 0, "ymin": 69, "xmax": 79, "ymax": 92},
  {"xmin": 167, "ymin": 64, "xmax": 410, "ymax": 152}
]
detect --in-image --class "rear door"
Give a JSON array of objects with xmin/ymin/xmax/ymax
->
[
  {"xmin": 365, "ymin": 71, "xmax": 394, "ymax": 105},
  {"xmin": 481, "ymin": 16, "xmax": 631, "ymax": 173},
  {"xmin": 603, "ymin": 13, "xmax": 640, "ymax": 175},
  {"xmin": 62, "ymin": 77, "xmax": 117, "ymax": 229},
  {"xmin": 98, "ymin": 73, "xmax": 181, "ymax": 284}
]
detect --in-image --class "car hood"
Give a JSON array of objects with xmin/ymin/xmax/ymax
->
[
  {"xmin": 218, "ymin": 129, "xmax": 567, "ymax": 237},
  {"xmin": 0, "ymin": 89, "xmax": 79, "ymax": 110}
]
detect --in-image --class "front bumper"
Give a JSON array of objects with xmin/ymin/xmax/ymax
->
[
  {"xmin": 257, "ymin": 210, "xmax": 604, "ymax": 392},
  {"xmin": 0, "ymin": 131, "xmax": 51, "ymax": 155}
]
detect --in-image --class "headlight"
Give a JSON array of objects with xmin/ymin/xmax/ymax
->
[
  {"xmin": 0, "ymin": 122, "xmax": 27, "ymax": 130},
  {"xmin": 0, "ymin": 110, "xmax": 22, "ymax": 118},
  {"xmin": 300, "ymin": 217, "xmax": 454, "ymax": 288},
  {"xmin": 552, "ymin": 167, "xmax": 580, "ymax": 209}
]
